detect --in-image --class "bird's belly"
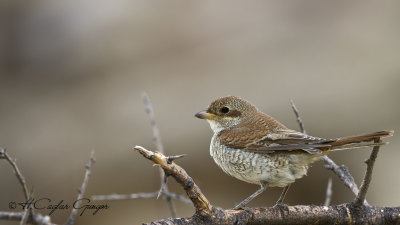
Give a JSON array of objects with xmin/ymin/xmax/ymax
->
[{"xmin": 210, "ymin": 140, "xmax": 322, "ymax": 187}]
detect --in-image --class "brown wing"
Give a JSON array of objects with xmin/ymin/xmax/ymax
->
[
  {"xmin": 219, "ymin": 127, "xmax": 335, "ymax": 154},
  {"xmin": 246, "ymin": 129, "xmax": 337, "ymax": 154}
]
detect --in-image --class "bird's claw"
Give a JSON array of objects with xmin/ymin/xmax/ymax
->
[
  {"xmin": 241, "ymin": 206, "xmax": 254, "ymax": 215},
  {"xmin": 273, "ymin": 202, "xmax": 290, "ymax": 215},
  {"xmin": 231, "ymin": 205, "xmax": 254, "ymax": 213}
]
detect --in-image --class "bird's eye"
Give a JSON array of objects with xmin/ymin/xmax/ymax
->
[{"xmin": 220, "ymin": 107, "xmax": 230, "ymax": 114}]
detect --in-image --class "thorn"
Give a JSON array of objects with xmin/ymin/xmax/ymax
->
[
  {"xmin": 157, "ymin": 190, "xmax": 163, "ymax": 199},
  {"xmin": 157, "ymin": 171, "xmax": 168, "ymax": 199},
  {"xmin": 167, "ymin": 154, "xmax": 186, "ymax": 164}
]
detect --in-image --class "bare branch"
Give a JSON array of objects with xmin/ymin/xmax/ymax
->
[
  {"xmin": 92, "ymin": 192, "xmax": 192, "ymax": 204},
  {"xmin": 324, "ymin": 178, "xmax": 333, "ymax": 206},
  {"xmin": 133, "ymin": 146, "xmax": 212, "ymax": 216},
  {"xmin": 289, "ymin": 101, "xmax": 361, "ymax": 198},
  {"xmin": 141, "ymin": 92, "xmax": 177, "ymax": 217},
  {"xmin": 353, "ymin": 138, "xmax": 381, "ymax": 207},
  {"xmin": 93, "ymin": 192, "xmax": 157, "ymax": 200},
  {"xmin": 157, "ymin": 170, "xmax": 168, "ymax": 199},
  {"xmin": 322, "ymin": 156, "xmax": 361, "ymax": 197},
  {"xmin": 20, "ymin": 190, "xmax": 34, "ymax": 225},
  {"xmin": 142, "ymin": 92, "xmax": 164, "ymax": 154},
  {"xmin": 0, "ymin": 148, "xmax": 35, "ymax": 223},
  {"xmin": 64, "ymin": 150, "xmax": 95, "ymax": 225},
  {"xmin": 1, "ymin": 148, "xmax": 31, "ymax": 204},
  {"xmin": 290, "ymin": 99, "xmax": 306, "ymax": 133},
  {"xmin": 0, "ymin": 211, "xmax": 55, "ymax": 225}
]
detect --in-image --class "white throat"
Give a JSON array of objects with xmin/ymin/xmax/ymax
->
[
  {"xmin": 207, "ymin": 119, "xmax": 224, "ymax": 133},
  {"xmin": 206, "ymin": 117, "xmax": 241, "ymax": 134}
]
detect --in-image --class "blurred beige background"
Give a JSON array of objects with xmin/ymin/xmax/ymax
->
[{"xmin": 1, "ymin": 1, "xmax": 400, "ymax": 224}]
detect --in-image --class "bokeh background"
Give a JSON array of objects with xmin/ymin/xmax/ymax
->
[{"xmin": 1, "ymin": 1, "xmax": 400, "ymax": 224}]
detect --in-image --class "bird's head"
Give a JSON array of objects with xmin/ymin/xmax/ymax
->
[{"xmin": 195, "ymin": 96, "xmax": 259, "ymax": 133}]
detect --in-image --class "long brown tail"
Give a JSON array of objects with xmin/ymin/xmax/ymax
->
[{"xmin": 327, "ymin": 130, "xmax": 394, "ymax": 151}]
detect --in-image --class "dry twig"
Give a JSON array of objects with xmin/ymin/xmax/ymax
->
[
  {"xmin": 322, "ymin": 156, "xmax": 361, "ymax": 196},
  {"xmin": 91, "ymin": 93, "xmax": 190, "ymax": 217},
  {"xmin": 0, "ymin": 149, "xmax": 96, "ymax": 225},
  {"xmin": 0, "ymin": 148, "xmax": 34, "ymax": 224},
  {"xmin": 289, "ymin": 100, "xmax": 362, "ymax": 198},
  {"xmin": 1, "ymin": 149, "xmax": 31, "ymax": 206},
  {"xmin": 91, "ymin": 192, "xmax": 192, "ymax": 204},
  {"xmin": 353, "ymin": 138, "xmax": 381, "ymax": 207},
  {"xmin": 141, "ymin": 92, "xmax": 184, "ymax": 216},
  {"xmin": 0, "ymin": 211, "xmax": 54, "ymax": 225},
  {"xmin": 0, "ymin": 149, "xmax": 56, "ymax": 225},
  {"xmin": 290, "ymin": 99, "xmax": 306, "ymax": 133},
  {"xmin": 64, "ymin": 150, "xmax": 95, "ymax": 225},
  {"xmin": 324, "ymin": 178, "xmax": 333, "ymax": 206}
]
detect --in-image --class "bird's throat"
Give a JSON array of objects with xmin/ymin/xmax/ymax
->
[{"xmin": 207, "ymin": 119, "xmax": 225, "ymax": 133}]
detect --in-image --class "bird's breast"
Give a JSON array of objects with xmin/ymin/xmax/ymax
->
[{"xmin": 209, "ymin": 135, "xmax": 322, "ymax": 187}]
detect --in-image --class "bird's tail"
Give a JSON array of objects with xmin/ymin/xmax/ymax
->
[{"xmin": 325, "ymin": 130, "xmax": 394, "ymax": 151}]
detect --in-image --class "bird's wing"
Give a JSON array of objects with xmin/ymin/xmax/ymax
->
[{"xmin": 219, "ymin": 128, "xmax": 336, "ymax": 154}]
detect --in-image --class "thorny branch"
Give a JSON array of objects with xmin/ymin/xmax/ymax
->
[
  {"xmin": 91, "ymin": 93, "xmax": 190, "ymax": 217},
  {"xmin": 134, "ymin": 146, "xmax": 212, "ymax": 216},
  {"xmin": 134, "ymin": 146, "xmax": 400, "ymax": 225},
  {"xmin": 141, "ymin": 92, "xmax": 189, "ymax": 214}
]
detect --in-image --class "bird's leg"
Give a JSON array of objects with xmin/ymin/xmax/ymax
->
[
  {"xmin": 273, "ymin": 184, "xmax": 290, "ymax": 215},
  {"xmin": 232, "ymin": 182, "xmax": 268, "ymax": 210},
  {"xmin": 275, "ymin": 184, "xmax": 290, "ymax": 205}
]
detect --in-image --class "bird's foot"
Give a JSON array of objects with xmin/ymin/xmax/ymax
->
[
  {"xmin": 273, "ymin": 202, "xmax": 290, "ymax": 215},
  {"xmin": 230, "ymin": 205, "xmax": 254, "ymax": 215}
]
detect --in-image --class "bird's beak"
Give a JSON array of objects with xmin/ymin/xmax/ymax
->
[{"xmin": 195, "ymin": 110, "xmax": 216, "ymax": 120}]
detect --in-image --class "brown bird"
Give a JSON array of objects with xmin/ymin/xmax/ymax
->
[{"xmin": 195, "ymin": 96, "xmax": 393, "ymax": 210}]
